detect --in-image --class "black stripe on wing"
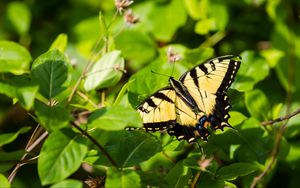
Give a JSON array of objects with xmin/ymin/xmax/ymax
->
[
  {"xmin": 137, "ymin": 87, "xmax": 174, "ymax": 113},
  {"xmin": 133, "ymin": 87, "xmax": 177, "ymax": 132},
  {"xmin": 217, "ymin": 59, "xmax": 241, "ymax": 94},
  {"xmin": 144, "ymin": 120, "xmax": 176, "ymax": 131},
  {"xmin": 209, "ymin": 94, "xmax": 232, "ymax": 130}
]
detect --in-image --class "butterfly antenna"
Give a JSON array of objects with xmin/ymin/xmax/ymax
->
[{"xmin": 150, "ymin": 70, "xmax": 170, "ymax": 78}]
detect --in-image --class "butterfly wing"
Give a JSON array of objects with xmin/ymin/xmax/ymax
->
[
  {"xmin": 168, "ymin": 96, "xmax": 209, "ymax": 143},
  {"xmin": 180, "ymin": 55, "xmax": 241, "ymax": 95},
  {"xmin": 179, "ymin": 55, "xmax": 241, "ymax": 132},
  {"xmin": 136, "ymin": 88, "xmax": 177, "ymax": 131}
]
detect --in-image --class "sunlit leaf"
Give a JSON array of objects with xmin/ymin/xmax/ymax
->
[
  {"xmin": 148, "ymin": 0, "xmax": 187, "ymax": 41},
  {"xmin": 87, "ymin": 105, "xmax": 142, "ymax": 130},
  {"xmin": 183, "ymin": 0, "xmax": 202, "ymax": 20},
  {"xmin": 231, "ymin": 51, "xmax": 270, "ymax": 92},
  {"xmin": 6, "ymin": 2, "xmax": 31, "ymax": 35},
  {"xmin": 49, "ymin": 33, "xmax": 68, "ymax": 52},
  {"xmin": 50, "ymin": 179, "xmax": 83, "ymax": 188},
  {"xmin": 0, "ymin": 174, "xmax": 10, "ymax": 188},
  {"xmin": 115, "ymin": 30, "xmax": 156, "ymax": 69},
  {"xmin": 73, "ymin": 17, "xmax": 101, "ymax": 57},
  {"xmin": 245, "ymin": 89, "xmax": 271, "ymax": 121},
  {"xmin": 0, "ymin": 41, "xmax": 32, "ymax": 75},
  {"xmin": 105, "ymin": 167, "xmax": 141, "ymax": 188},
  {"xmin": 84, "ymin": 50, "xmax": 124, "ymax": 91},
  {"xmin": 228, "ymin": 111, "xmax": 247, "ymax": 126}
]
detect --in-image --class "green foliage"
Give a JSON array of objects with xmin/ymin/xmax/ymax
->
[
  {"xmin": 87, "ymin": 105, "xmax": 142, "ymax": 131},
  {"xmin": 84, "ymin": 50, "xmax": 125, "ymax": 91},
  {"xmin": 50, "ymin": 179, "xmax": 83, "ymax": 188},
  {"xmin": 38, "ymin": 129, "xmax": 88, "ymax": 185},
  {"xmin": 31, "ymin": 49, "xmax": 70, "ymax": 100},
  {"xmin": 0, "ymin": 0, "xmax": 299, "ymax": 187},
  {"xmin": 0, "ymin": 127, "xmax": 31, "ymax": 147},
  {"xmin": 0, "ymin": 174, "xmax": 10, "ymax": 188},
  {"xmin": 0, "ymin": 41, "xmax": 32, "ymax": 75}
]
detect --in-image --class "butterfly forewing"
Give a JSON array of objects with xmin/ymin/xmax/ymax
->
[
  {"xmin": 137, "ymin": 88, "xmax": 177, "ymax": 131},
  {"xmin": 180, "ymin": 55, "xmax": 241, "ymax": 95}
]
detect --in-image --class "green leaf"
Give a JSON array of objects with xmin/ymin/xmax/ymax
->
[
  {"xmin": 128, "ymin": 56, "xmax": 186, "ymax": 107},
  {"xmin": 0, "ymin": 150, "xmax": 25, "ymax": 162},
  {"xmin": 195, "ymin": 19, "xmax": 213, "ymax": 35},
  {"xmin": 148, "ymin": 0, "xmax": 187, "ymax": 41},
  {"xmin": 210, "ymin": 0, "xmax": 229, "ymax": 31},
  {"xmin": 235, "ymin": 118, "xmax": 269, "ymax": 162},
  {"xmin": 0, "ymin": 127, "xmax": 31, "ymax": 147},
  {"xmin": 31, "ymin": 49, "xmax": 69, "ymax": 99},
  {"xmin": 183, "ymin": 0, "xmax": 202, "ymax": 20},
  {"xmin": 73, "ymin": 16, "xmax": 104, "ymax": 57},
  {"xmin": 105, "ymin": 167, "xmax": 141, "ymax": 188},
  {"xmin": 216, "ymin": 162, "xmax": 260, "ymax": 180},
  {"xmin": 115, "ymin": 30, "xmax": 157, "ymax": 69},
  {"xmin": 50, "ymin": 179, "xmax": 83, "ymax": 188},
  {"xmin": 165, "ymin": 161, "xmax": 191, "ymax": 188},
  {"xmin": 197, "ymin": 175, "xmax": 226, "ymax": 188},
  {"xmin": 228, "ymin": 111, "xmax": 247, "ymax": 126},
  {"xmin": 0, "ymin": 174, "xmax": 10, "ymax": 188},
  {"xmin": 0, "ymin": 150, "xmax": 25, "ymax": 172},
  {"xmin": 6, "ymin": 2, "xmax": 31, "ymax": 35},
  {"xmin": 260, "ymin": 48, "xmax": 285, "ymax": 68},
  {"xmin": 245, "ymin": 89, "xmax": 271, "ymax": 121},
  {"xmin": 184, "ymin": 47, "xmax": 214, "ymax": 66},
  {"xmin": 0, "ymin": 76, "xmax": 38, "ymax": 110},
  {"xmin": 49, "ymin": 33, "xmax": 68, "ymax": 52},
  {"xmin": 87, "ymin": 105, "xmax": 142, "ymax": 131},
  {"xmin": 0, "ymin": 40, "xmax": 32, "ymax": 75},
  {"xmin": 114, "ymin": 79, "xmax": 134, "ymax": 106},
  {"xmin": 286, "ymin": 141, "xmax": 300, "ymax": 168},
  {"xmin": 266, "ymin": 0, "xmax": 282, "ymax": 20},
  {"xmin": 84, "ymin": 50, "xmax": 125, "ymax": 91},
  {"xmin": 231, "ymin": 51, "xmax": 269, "ymax": 92},
  {"xmin": 35, "ymin": 101, "xmax": 70, "ymax": 132},
  {"xmin": 88, "ymin": 130, "xmax": 162, "ymax": 167},
  {"xmin": 38, "ymin": 129, "xmax": 88, "ymax": 185}
]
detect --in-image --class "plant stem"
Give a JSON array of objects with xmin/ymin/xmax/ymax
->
[
  {"xmin": 8, "ymin": 128, "xmax": 48, "ymax": 183},
  {"xmin": 261, "ymin": 108, "xmax": 300, "ymax": 126},
  {"xmin": 71, "ymin": 122, "xmax": 117, "ymax": 167}
]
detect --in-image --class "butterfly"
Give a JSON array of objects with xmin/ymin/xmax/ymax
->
[{"xmin": 128, "ymin": 55, "xmax": 241, "ymax": 143}]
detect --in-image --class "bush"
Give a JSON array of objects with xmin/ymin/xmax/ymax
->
[{"xmin": 0, "ymin": 0, "xmax": 299, "ymax": 187}]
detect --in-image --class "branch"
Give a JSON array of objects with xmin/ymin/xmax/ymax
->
[
  {"xmin": 8, "ymin": 128, "xmax": 48, "ymax": 183},
  {"xmin": 71, "ymin": 122, "xmax": 117, "ymax": 167},
  {"xmin": 191, "ymin": 171, "xmax": 201, "ymax": 188},
  {"xmin": 250, "ymin": 120, "xmax": 287, "ymax": 188},
  {"xmin": 261, "ymin": 108, "xmax": 300, "ymax": 126}
]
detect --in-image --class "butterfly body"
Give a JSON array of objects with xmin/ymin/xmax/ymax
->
[{"xmin": 132, "ymin": 55, "xmax": 241, "ymax": 143}]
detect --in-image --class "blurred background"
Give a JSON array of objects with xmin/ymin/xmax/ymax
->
[{"xmin": 0, "ymin": 0, "xmax": 300, "ymax": 187}]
